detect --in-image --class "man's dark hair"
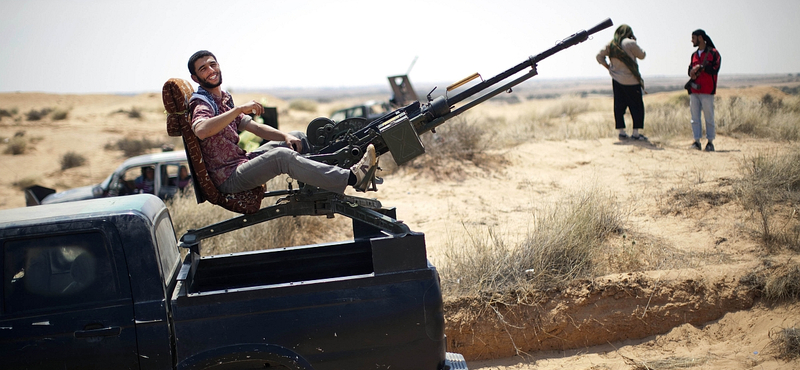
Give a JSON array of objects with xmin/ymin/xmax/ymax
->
[
  {"xmin": 188, "ymin": 50, "xmax": 216, "ymax": 76},
  {"xmin": 692, "ymin": 29, "xmax": 715, "ymax": 49}
]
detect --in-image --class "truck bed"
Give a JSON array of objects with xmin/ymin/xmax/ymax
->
[
  {"xmin": 189, "ymin": 239, "xmax": 374, "ymax": 293},
  {"xmin": 171, "ymin": 233, "xmax": 450, "ymax": 370}
]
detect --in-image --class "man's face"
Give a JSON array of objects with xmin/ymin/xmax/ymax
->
[
  {"xmin": 192, "ymin": 56, "xmax": 222, "ymax": 89},
  {"xmin": 691, "ymin": 35, "xmax": 700, "ymax": 47}
]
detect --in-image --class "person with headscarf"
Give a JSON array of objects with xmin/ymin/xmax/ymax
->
[
  {"xmin": 597, "ymin": 24, "xmax": 647, "ymax": 141},
  {"xmin": 688, "ymin": 29, "xmax": 721, "ymax": 152}
]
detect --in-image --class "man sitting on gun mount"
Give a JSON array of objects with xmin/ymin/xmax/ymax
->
[{"xmin": 188, "ymin": 50, "xmax": 376, "ymax": 194}]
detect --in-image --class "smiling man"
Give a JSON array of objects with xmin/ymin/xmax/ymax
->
[{"xmin": 186, "ymin": 50, "xmax": 376, "ymax": 195}]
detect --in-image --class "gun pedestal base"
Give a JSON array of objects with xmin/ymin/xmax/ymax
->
[{"xmin": 179, "ymin": 189, "xmax": 410, "ymax": 250}]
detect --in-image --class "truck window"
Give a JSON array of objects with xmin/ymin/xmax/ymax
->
[
  {"xmin": 348, "ymin": 107, "xmax": 363, "ymax": 118},
  {"xmin": 369, "ymin": 103, "xmax": 389, "ymax": 116},
  {"xmin": 154, "ymin": 215, "xmax": 180, "ymax": 285},
  {"xmin": 3, "ymin": 232, "xmax": 117, "ymax": 314}
]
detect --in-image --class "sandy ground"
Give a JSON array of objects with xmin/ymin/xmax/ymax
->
[{"xmin": 2, "ymin": 86, "xmax": 799, "ymax": 369}]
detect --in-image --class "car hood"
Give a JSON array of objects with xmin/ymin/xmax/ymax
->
[{"xmin": 41, "ymin": 185, "xmax": 101, "ymax": 205}]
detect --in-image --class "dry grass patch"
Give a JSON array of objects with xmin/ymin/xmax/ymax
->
[
  {"xmin": 439, "ymin": 187, "xmax": 624, "ymax": 297},
  {"xmin": 288, "ymin": 99, "xmax": 318, "ymax": 113},
  {"xmin": 735, "ymin": 146, "xmax": 800, "ymax": 251},
  {"xmin": 717, "ymin": 93, "xmax": 800, "ymax": 141}
]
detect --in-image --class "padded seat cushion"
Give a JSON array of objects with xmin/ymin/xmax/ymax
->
[{"xmin": 162, "ymin": 78, "xmax": 264, "ymax": 214}]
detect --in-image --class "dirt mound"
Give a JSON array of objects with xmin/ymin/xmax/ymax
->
[{"xmin": 445, "ymin": 270, "xmax": 758, "ymax": 361}]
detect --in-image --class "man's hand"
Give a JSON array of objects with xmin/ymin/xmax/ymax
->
[
  {"xmin": 284, "ymin": 133, "xmax": 302, "ymax": 152},
  {"xmin": 240, "ymin": 100, "xmax": 263, "ymax": 116},
  {"xmin": 690, "ymin": 64, "xmax": 702, "ymax": 79}
]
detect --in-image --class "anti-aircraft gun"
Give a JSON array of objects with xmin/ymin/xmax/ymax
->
[
  {"xmin": 180, "ymin": 18, "xmax": 613, "ymax": 247},
  {"xmin": 305, "ymin": 18, "xmax": 614, "ymax": 172}
]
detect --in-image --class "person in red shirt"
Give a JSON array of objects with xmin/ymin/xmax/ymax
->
[
  {"xmin": 687, "ymin": 29, "xmax": 721, "ymax": 152},
  {"xmin": 187, "ymin": 50, "xmax": 377, "ymax": 194}
]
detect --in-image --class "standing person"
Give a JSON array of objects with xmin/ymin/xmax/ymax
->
[
  {"xmin": 187, "ymin": 50, "xmax": 377, "ymax": 195},
  {"xmin": 597, "ymin": 24, "xmax": 647, "ymax": 141},
  {"xmin": 687, "ymin": 29, "xmax": 721, "ymax": 152}
]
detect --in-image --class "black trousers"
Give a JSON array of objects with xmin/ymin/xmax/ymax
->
[{"xmin": 612, "ymin": 80, "xmax": 644, "ymax": 129}]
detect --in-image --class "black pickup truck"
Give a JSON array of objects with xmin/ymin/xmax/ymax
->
[{"xmin": 0, "ymin": 194, "xmax": 466, "ymax": 370}]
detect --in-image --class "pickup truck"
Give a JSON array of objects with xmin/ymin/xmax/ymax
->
[
  {"xmin": 329, "ymin": 100, "xmax": 392, "ymax": 123},
  {"xmin": 0, "ymin": 194, "xmax": 466, "ymax": 370},
  {"xmin": 24, "ymin": 150, "xmax": 189, "ymax": 206}
]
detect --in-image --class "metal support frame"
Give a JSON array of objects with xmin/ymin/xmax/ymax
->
[{"xmin": 178, "ymin": 189, "xmax": 410, "ymax": 250}]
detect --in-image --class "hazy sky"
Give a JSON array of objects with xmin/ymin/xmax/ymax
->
[{"xmin": 1, "ymin": 0, "xmax": 799, "ymax": 94}]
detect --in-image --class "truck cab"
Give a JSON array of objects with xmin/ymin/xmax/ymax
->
[{"xmin": 0, "ymin": 195, "xmax": 179, "ymax": 369}]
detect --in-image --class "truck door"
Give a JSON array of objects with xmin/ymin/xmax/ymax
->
[{"xmin": 0, "ymin": 227, "xmax": 138, "ymax": 370}]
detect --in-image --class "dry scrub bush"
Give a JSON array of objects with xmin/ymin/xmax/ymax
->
[
  {"xmin": 401, "ymin": 116, "xmax": 503, "ymax": 179},
  {"xmin": 764, "ymin": 262, "xmax": 800, "ymax": 302},
  {"xmin": 111, "ymin": 107, "xmax": 143, "ymax": 119},
  {"xmin": 104, "ymin": 137, "xmax": 164, "ymax": 156},
  {"xmin": 11, "ymin": 176, "xmax": 38, "ymax": 190},
  {"xmin": 51, "ymin": 109, "xmax": 69, "ymax": 121},
  {"xmin": 740, "ymin": 259, "xmax": 800, "ymax": 303},
  {"xmin": 4, "ymin": 136, "xmax": 28, "ymax": 155},
  {"xmin": 440, "ymin": 188, "xmax": 623, "ymax": 297},
  {"xmin": 166, "ymin": 177, "xmax": 352, "ymax": 256},
  {"xmin": 60, "ymin": 151, "xmax": 87, "ymax": 170},
  {"xmin": 735, "ymin": 147, "xmax": 800, "ymax": 250},
  {"xmin": 0, "ymin": 107, "xmax": 18, "ymax": 118},
  {"xmin": 769, "ymin": 327, "xmax": 800, "ymax": 360},
  {"xmin": 25, "ymin": 108, "xmax": 52, "ymax": 121}
]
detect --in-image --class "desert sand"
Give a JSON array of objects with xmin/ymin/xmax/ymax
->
[{"xmin": 1, "ymin": 83, "xmax": 799, "ymax": 369}]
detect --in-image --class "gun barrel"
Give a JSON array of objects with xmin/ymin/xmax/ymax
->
[{"xmin": 446, "ymin": 18, "xmax": 613, "ymax": 108}]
